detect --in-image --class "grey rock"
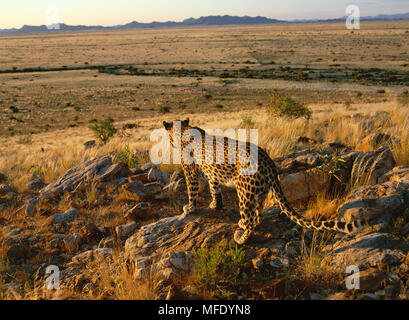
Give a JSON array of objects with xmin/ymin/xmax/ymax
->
[
  {"xmin": 123, "ymin": 181, "xmax": 162, "ymax": 197},
  {"xmin": 64, "ymin": 233, "xmax": 80, "ymax": 247},
  {"xmin": 125, "ymin": 212, "xmax": 235, "ymax": 280},
  {"xmin": 27, "ymin": 179, "xmax": 46, "ymax": 191},
  {"xmin": 95, "ymin": 162, "xmax": 131, "ymax": 183},
  {"xmin": 337, "ymin": 180, "xmax": 409, "ymax": 223},
  {"xmin": 72, "ymin": 248, "xmax": 113, "ymax": 266},
  {"xmin": 147, "ymin": 167, "xmax": 170, "ymax": 184},
  {"xmin": 39, "ymin": 156, "xmax": 112, "ymax": 197},
  {"xmin": 84, "ymin": 140, "xmax": 96, "ymax": 149},
  {"xmin": 350, "ymin": 146, "xmax": 396, "ymax": 186},
  {"xmin": 51, "ymin": 208, "xmax": 79, "ymax": 224},
  {"xmin": 98, "ymin": 236, "xmax": 115, "ymax": 248},
  {"xmin": 323, "ymin": 232, "xmax": 409, "ymax": 269},
  {"xmin": 116, "ymin": 221, "xmax": 137, "ymax": 238}
]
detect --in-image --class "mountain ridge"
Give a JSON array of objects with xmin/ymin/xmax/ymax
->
[{"xmin": 1, "ymin": 13, "xmax": 408, "ymax": 35}]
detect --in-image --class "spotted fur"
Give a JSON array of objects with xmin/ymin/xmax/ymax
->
[{"xmin": 163, "ymin": 119, "xmax": 363, "ymax": 245}]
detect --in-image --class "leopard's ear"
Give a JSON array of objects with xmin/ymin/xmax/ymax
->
[
  {"xmin": 163, "ymin": 121, "xmax": 172, "ymax": 130},
  {"xmin": 182, "ymin": 118, "xmax": 190, "ymax": 127}
]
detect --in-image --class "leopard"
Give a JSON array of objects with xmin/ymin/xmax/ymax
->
[{"xmin": 163, "ymin": 118, "xmax": 363, "ymax": 245}]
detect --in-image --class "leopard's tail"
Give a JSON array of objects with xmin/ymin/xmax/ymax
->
[{"xmin": 270, "ymin": 175, "xmax": 364, "ymax": 234}]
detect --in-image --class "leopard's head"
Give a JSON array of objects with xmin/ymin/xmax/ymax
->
[{"xmin": 163, "ymin": 118, "xmax": 191, "ymax": 147}]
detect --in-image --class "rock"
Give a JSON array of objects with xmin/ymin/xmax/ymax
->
[
  {"xmin": 116, "ymin": 221, "xmax": 137, "ymax": 238},
  {"xmin": 337, "ymin": 180, "xmax": 409, "ymax": 223},
  {"xmin": 125, "ymin": 212, "xmax": 235, "ymax": 280},
  {"xmin": 122, "ymin": 181, "xmax": 162, "ymax": 198},
  {"xmin": 39, "ymin": 156, "xmax": 112, "ymax": 197},
  {"xmin": 126, "ymin": 173, "xmax": 149, "ymax": 184},
  {"xmin": 64, "ymin": 233, "xmax": 81, "ymax": 248},
  {"xmin": 98, "ymin": 236, "xmax": 115, "ymax": 248},
  {"xmin": 350, "ymin": 146, "xmax": 396, "ymax": 186},
  {"xmin": 0, "ymin": 184, "xmax": 14, "ymax": 196},
  {"xmin": 356, "ymin": 132, "xmax": 395, "ymax": 152},
  {"xmin": 124, "ymin": 202, "xmax": 150, "ymax": 221},
  {"xmin": 379, "ymin": 166, "xmax": 409, "ymax": 184},
  {"xmin": 147, "ymin": 167, "xmax": 170, "ymax": 185},
  {"xmin": 385, "ymin": 272, "xmax": 400, "ymax": 286},
  {"xmin": 357, "ymin": 268, "xmax": 385, "ymax": 291},
  {"xmin": 27, "ymin": 179, "xmax": 46, "ymax": 191},
  {"xmin": 84, "ymin": 140, "xmax": 96, "ymax": 149},
  {"xmin": 51, "ymin": 208, "xmax": 79, "ymax": 224},
  {"xmin": 323, "ymin": 232, "xmax": 409, "ymax": 269},
  {"xmin": 273, "ymin": 168, "xmax": 331, "ymax": 203},
  {"xmin": 267, "ymin": 149, "xmax": 359, "ymax": 204},
  {"xmin": 269, "ymin": 256, "xmax": 289, "ymax": 268},
  {"xmin": 140, "ymin": 163, "xmax": 158, "ymax": 172},
  {"xmin": 95, "ymin": 162, "xmax": 131, "ymax": 183},
  {"xmin": 72, "ymin": 248, "xmax": 113, "ymax": 266}
]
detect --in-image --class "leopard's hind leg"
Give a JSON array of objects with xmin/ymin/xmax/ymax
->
[
  {"xmin": 234, "ymin": 185, "xmax": 256, "ymax": 245},
  {"xmin": 208, "ymin": 180, "xmax": 223, "ymax": 210},
  {"xmin": 182, "ymin": 165, "xmax": 200, "ymax": 214}
]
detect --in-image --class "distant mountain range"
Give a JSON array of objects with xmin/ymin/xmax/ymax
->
[{"xmin": 1, "ymin": 13, "xmax": 408, "ymax": 35}]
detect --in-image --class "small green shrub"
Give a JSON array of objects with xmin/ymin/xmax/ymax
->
[
  {"xmin": 115, "ymin": 144, "xmax": 139, "ymax": 168},
  {"xmin": 266, "ymin": 91, "xmax": 312, "ymax": 120},
  {"xmin": 16, "ymin": 135, "xmax": 32, "ymax": 145},
  {"xmin": 88, "ymin": 117, "xmax": 117, "ymax": 144},
  {"xmin": 240, "ymin": 117, "xmax": 255, "ymax": 128},
  {"xmin": 215, "ymin": 104, "xmax": 224, "ymax": 109},
  {"xmin": 193, "ymin": 243, "xmax": 248, "ymax": 297},
  {"xmin": 158, "ymin": 106, "xmax": 171, "ymax": 114}
]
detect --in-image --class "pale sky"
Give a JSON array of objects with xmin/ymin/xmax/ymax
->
[{"xmin": 1, "ymin": 0, "xmax": 409, "ymax": 29}]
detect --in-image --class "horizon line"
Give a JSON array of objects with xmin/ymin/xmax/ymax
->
[{"xmin": 2, "ymin": 11, "xmax": 409, "ymax": 30}]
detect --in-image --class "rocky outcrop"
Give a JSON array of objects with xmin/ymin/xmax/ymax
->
[
  {"xmin": 323, "ymin": 232, "xmax": 409, "ymax": 269},
  {"xmin": 337, "ymin": 180, "xmax": 409, "ymax": 224},
  {"xmin": 350, "ymin": 146, "xmax": 396, "ymax": 186},
  {"xmin": 39, "ymin": 156, "xmax": 129, "ymax": 198},
  {"xmin": 125, "ymin": 210, "xmax": 236, "ymax": 280}
]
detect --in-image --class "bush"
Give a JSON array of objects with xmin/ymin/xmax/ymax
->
[
  {"xmin": 158, "ymin": 106, "xmax": 170, "ymax": 114},
  {"xmin": 266, "ymin": 91, "xmax": 312, "ymax": 120},
  {"xmin": 193, "ymin": 243, "xmax": 248, "ymax": 297},
  {"xmin": 240, "ymin": 117, "xmax": 255, "ymax": 128},
  {"xmin": 88, "ymin": 117, "xmax": 117, "ymax": 144},
  {"xmin": 115, "ymin": 144, "xmax": 139, "ymax": 168}
]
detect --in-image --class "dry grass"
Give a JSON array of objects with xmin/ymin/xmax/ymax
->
[
  {"xmin": 304, "ymin": 195, "xmax": 343, "ymax": 220},
  {"xmin": 85, "ymin": 254, "xmax": 166, "ymax": 300},
  {"xmin": 294, "ymin": 231, "xmax": 343, "ymax": 286},
  {"xmin": 1, "ymin": 101, "xmax": 408, "ymax": 193},
  {"xmin": 389, "ymin": 120, "xmax": 409, "ymax": 166}
]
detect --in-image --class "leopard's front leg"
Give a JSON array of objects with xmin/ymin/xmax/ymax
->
[{"xmin": 182, "ymin": 165, "xmax": 199, "ymax": 214}]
